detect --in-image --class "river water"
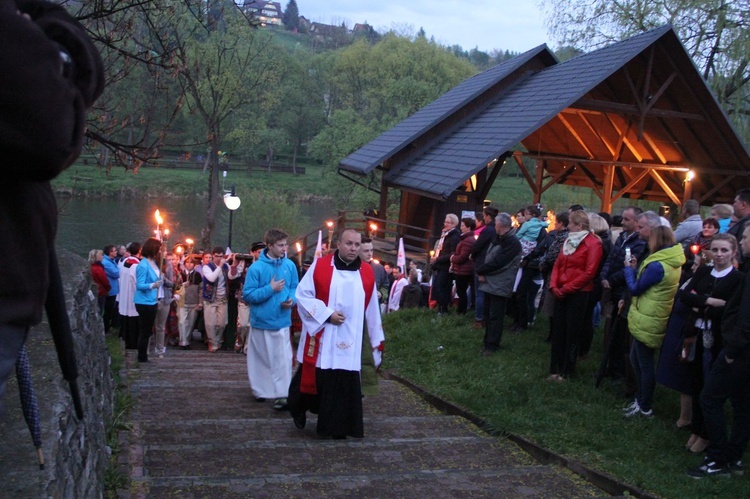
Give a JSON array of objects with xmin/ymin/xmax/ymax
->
[{"xmin": 56, "ymin": 197, "xmax": 335, "ymax": 257}]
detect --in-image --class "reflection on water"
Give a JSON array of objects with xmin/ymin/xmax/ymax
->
[{"xmin": 56, "ymin": 197, "xmax": 334, "ymax": 257}]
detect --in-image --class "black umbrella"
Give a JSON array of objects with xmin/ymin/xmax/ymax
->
[
  {"xmin": 595, "ymin": 302, "xmax": 623, "ymax": 389},
  {"xmin": 45, "ymin": 248, "xmax": 83, "ymax": 420},
  {"xmin": 15, "ymin": 344, "xmax": 44, "ymax": 469}
]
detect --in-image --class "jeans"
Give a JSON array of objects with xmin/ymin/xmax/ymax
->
[
  {"xmin": 701, "ymin": 350, "xmax": 750, "ymax": 465},
  {"xmin": 630, "ymin": 338, "xmax": 656, "ymax": 412},
  {"xmin": 516, "ymin": 267, "xmax": 541, "ymax": 328},
  {"xmin": 483, "ymin": 293, "xmax": 508, "ymax": 351},
  {"xmin": 474, "ymin": 274, "xmax": 484, "ymax": 321}
]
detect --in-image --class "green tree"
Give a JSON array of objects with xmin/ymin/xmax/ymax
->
[
  {"xmin": 539, "ymin": 0, "xmax": 750, "ymax": 136},
  {"xmin": 282, "ymin": 0, "xmax": 300, "ymax": 31},
  {"xmin": 158, "ymin": 4, "xmax": 282, "ymax": 248}
]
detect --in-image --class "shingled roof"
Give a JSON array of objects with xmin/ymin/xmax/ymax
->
[
  {"xmin": 338, "ymin": 44, "xmax": 557, "ymax": 174},
  {"xmin": 340, "ymin": 25, "xmax": 750, "ymax": 205}
]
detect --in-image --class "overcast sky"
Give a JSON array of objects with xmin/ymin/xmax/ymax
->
[{"xmin": 298, "ymin": 0, "xmax": 552, "ymax": 53}]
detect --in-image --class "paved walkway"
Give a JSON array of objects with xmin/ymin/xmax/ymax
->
[{"xmin": 122, "ymin": 347, "xmax": 608, "ymax": 498}]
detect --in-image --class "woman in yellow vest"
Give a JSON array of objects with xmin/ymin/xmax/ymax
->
[{"xmin": 623, "ymin": 226, "xmax": 686, "ymax": 418}]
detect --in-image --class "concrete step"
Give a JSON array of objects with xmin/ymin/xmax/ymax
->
[{"xmin": 122, "ymin": 342, "xmax": 608, "ymax": 498}]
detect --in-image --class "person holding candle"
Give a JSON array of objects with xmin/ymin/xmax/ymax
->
[{"xmin": 134, "ymin": 238, "xmax": 163, "ymax": 363}]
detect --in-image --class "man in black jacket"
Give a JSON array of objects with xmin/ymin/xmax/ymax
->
[
  {"xmin": 0, "ymin": 0, "xmax": 104, "ymax": 410},
  {"xmin": 470, "ymin": 206, "xmax": 498, "ymax": 326},
  {"xmin": 688, "ymin": 224, "xmax": 750, "ymax": 478},
  {"xmin": 475, "ymin": 213, "xmax": 521, "ymax": 355}
]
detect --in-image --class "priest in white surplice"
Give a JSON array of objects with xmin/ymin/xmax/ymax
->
[{"xmin": 288, "ymin": 229, "xmax": 385, "ymax": 438}]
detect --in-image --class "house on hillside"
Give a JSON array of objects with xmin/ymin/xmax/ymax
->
[{"xmin": 240, "ymin": 0, "xmax": 283, "ymax": 26}]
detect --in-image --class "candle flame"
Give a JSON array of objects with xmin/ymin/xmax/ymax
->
[
  {"xmin": 164, "ymin": 229, "xmax": 170, "ymax": 236},
  {"xmin": 185, "ymin": 238, "xmax": 194, "ymax": 245},
  {"xmin": 154, "ymin": 209, "xmax": 163, "ymax": 225},
  {"xmin": 326, "ymin": 220, "xmax": 334, "ymax": 228},
  {"xmin": 546, "ymin": 210, "xmax": 557, "ymax": 232},
  {"xmin": 295, "ymin": 242, "xmax": 302, "ymax": 252}
]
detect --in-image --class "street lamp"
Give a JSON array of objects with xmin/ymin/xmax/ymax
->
[{"xmin": 223, "ymin": 184, "xmax": 241, "ymax": 249}]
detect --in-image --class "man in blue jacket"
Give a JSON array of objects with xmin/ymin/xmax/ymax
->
[{"xmin": 242, "ymin": 229, "xmax": 299, "ymax": 410}]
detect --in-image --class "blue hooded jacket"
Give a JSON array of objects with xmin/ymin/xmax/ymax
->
[{"xmin": 242, "ymin": 249, "xmax": 299, "ymax": 330}]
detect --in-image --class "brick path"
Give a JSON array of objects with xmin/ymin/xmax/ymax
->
[{"xmin": 121, "ymin": 347, "xmax": 608, "ymax": 498}]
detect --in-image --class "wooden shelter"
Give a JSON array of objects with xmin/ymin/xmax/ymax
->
[{"xmin": 338, "ymin": 26, "xmax": 750, "ymax": 245}]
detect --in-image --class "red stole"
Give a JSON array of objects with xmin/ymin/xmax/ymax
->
[{"xmin": 300, "ymin": 254, "xmax": 375, "ymax": 394}]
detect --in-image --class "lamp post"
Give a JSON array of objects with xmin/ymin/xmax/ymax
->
[{"xmin": 223, "ymin": 184, "xmax": 241, "ymax": 249}]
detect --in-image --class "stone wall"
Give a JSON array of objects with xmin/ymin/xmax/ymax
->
[{"xmin": 0, "ymin": 251, "xmax": 113, "ymax": 498}]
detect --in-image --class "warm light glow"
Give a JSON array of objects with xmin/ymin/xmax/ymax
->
[
  {"xmin": 429, "ymin": 250, "xmax": 435, "ymax": 257},
  {"xmin": 546, "ymin": 210, "xmax": 557, "ymax": 232},
  {"xmin": 326, "ymin": 220, "xmax": 334, "ymax": 229},
  {"xmin": 469, "ymin": 174, "xmax": 477, "ymax": 191},
  {"xmin": 369, "ymin": 223, "xmax": 377, "ymax": 232},
  {"xmin": 690, "ymin": 244, "xmax": 701, "ymax": 255},
  {"xmin": 185, "ymin": 238, "xmax": 194, "ymax": 245},
  {"xmin": 373, "ymin": 259, "xmax": 380, "ymax": 265},
  {"xmin": 175, "ymin": 246, "xmax": 184, "ymax": 254},
  {"xmin": 164, "ymin": 229, "xmax": 170, "ymax": 236},
  {"xmin": 686, "ymin": 170, "xmax": 695, "ymax": 181},
  {"xmin": 474, "ymin": 234, "xmax": 479, "ymax": 240},
  {"xmin": 295, "ymin": 242, "xmax": 302, "ymax": 252},
  {"xmin": 154, "ymin": 209, "xmax": 163, "ymax": 225},
  {"xmin": 511, "ymin": 215, "xmax": 519, "ymax": 228}
]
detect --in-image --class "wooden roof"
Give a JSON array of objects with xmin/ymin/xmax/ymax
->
[{"xmin": 339, "ymin": 26, "xmax": 750, "ymax": 208}]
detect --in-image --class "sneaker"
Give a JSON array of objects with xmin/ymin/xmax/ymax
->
[
  {"xmin": 273, "ymin": 398, "xmax": 288, "ymax": 411},
  {"xmin": 729, "ymin": 460, "xmax": 744, "ymax": 476},
  {"xmin": 687, "ymin": 458, "xmax": 730, "ymax": 478},
  {"xmin": 622, "ymin": 400, "xmax": 639, "ymax": 416}
]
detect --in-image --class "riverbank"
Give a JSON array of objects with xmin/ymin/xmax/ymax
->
[{"xmin": 52, "ymin": 162, "xmax": 333, "ymax": 202}]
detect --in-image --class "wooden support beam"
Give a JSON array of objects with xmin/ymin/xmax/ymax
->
[
  {"xmin": 534, "ymin": 159, "xmax": 544, "ymax": 204},
  {"xmin": 557, "ymin": 113, "xmax": 595, "ymax": 159},
  {"xmin": 611, "ymin": 169, "xmax": 649, "ymax": 204},
  {"xmin": 568, "ymin": 99, "xmax": 705, "ymax": 121},
  {"xmin": 649, "ymin": 169, "xmax": 682, "ymax": 205},
  {"xmin": 577, "ymin": 164, "xmax": 604, "ymax": 200},
  {"xmin": 513, "ymin": 154, "xmax": 537, "ymax": 191},
  {"xmin": 697, "ymin": 175, "xmax": 736, "ymax": 204},
  {"xmin": 478, "ymin": 154, "xmax": 508, "ymax": 202},
  {"xmin": 602, "ymin": 165, "xmax": 615, "ymax": 213}
]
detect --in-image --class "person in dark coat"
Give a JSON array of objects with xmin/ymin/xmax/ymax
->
[
  {"xmin": 470, "ymin": 207, "xmax": 499, "ymax": 327},
  {"xmin": 0, "ymin": 0, "xmax": 104, "ymax": 410},
  {"xmin": 430, "ymin": 214, "xmax": 461, "ymax": 315},
  {"xmin": 450, "ymin": 217, "xmax": 476, "ymax": 314},
  {"xmin": 399, "ymin": 270, "xmax": 423, "ymax": 309}
]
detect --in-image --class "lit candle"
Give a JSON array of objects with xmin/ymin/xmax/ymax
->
[{"xmin": 154, "ymin": 209, "xmax": 164, "ymax": 241}]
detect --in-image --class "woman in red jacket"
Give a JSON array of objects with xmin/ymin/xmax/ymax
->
[
  {"xmin": 549, "ymin": 210, "xmax": 603, "ymax": 380},
  {"xmin": 89, "ymin": 249, "xmax": 110, "ymax": 315},
  {"xmin": 450, "ymin": 217, "xmax": 476, "ymax": 314}
]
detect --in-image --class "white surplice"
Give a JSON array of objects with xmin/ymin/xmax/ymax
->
[
  {"xmin": 295, "ymin": 257, "xmax": 384, "ymax": 371},
  {"xmin": 387, "ymin": 277, "xmax": 407, "ymax": 313}
]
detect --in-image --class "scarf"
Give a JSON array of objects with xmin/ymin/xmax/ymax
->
[{"xmin": 562, "ymin": 230, "xmax": 589, "ymax": 256}]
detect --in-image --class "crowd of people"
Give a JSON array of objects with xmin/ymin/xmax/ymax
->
[
  {"xmin": 373, "ymin": 189, "xmax": 750, "ymax": 479},
  {"xmin": 90, "ymin": 228, "xmax": 384, "ymax": 440},
  {"xmin": 87, "ymin": 189, "xmax": 750, "ymax": 468}
]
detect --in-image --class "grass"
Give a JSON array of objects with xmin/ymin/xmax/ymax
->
[
  {"xmin": 104, "ymin": 334, "xmax": 133, "ymax": 499},
  {"xmin": 52, "ymin": 160, "xmax": 330, "ymax": 199},
  {"xmin": 382, "ymin": 308, "xmax": 746, "ymax": 497}
]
